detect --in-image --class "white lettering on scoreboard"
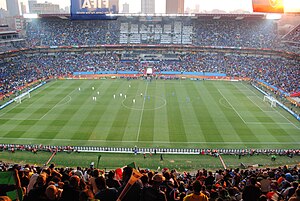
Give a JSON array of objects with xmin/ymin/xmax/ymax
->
[{"xmin": 81, "ymin": 0, "xmax": 108, "ymax": 9}]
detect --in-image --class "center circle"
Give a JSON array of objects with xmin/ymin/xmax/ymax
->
[{"xmin": 121, "ymin": 95, "xmax": 167, "ymax": 111}]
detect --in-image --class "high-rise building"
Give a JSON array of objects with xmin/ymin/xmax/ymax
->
[
  {"xmin": 28, "ymin": 0, "xmax": 37, "ymax": 13},
  {"xmin": 166, "ymin": 0, "xmax": 184, "ymax": 14},
  {"xmin": 31, "ymin": 2, "xmax": 60, "ymax": 14},
  {"xmin": 101, "ymin": 0, "xmax": 108, "ymax": 8},
  {"xmin": 109, "ymin": 0, "xmax": 119, "ymax": 13},
  {"xmin": 20, "ymin": 2, "xmax": 27, "ymax": 15},
  {"xmin": 122, "ymin": 3, "xmax": 129, "ymax": 13},
  {"xmin": 6, "ymin": 0, "xmax": 20, "ymax": 16},
  {"xmin": 141, "ymin": 0, "xmax": 155, "ymax": 14}
]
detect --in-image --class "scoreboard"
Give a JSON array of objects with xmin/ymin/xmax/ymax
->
[
  {"xmin": 252, "ymin": 0, "xmax": 284, "ymax": 13},
  {"xmin": 71, "ymin": 0, "xmax": 118, "ymax": 20}
]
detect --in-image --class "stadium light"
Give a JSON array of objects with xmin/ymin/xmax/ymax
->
[{"xmin": 266, "ymin": 13, "xmax": 282, "ymax": 19}]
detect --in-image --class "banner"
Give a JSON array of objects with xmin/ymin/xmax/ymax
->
[
  {"xmin": 71, "ymin": 0, "xmax": 118, "ymax": 20},
  {"xmin": 290, "ymin": 91, "xmax": 300, "ymax": 97},
  {"xmin": 116, "ymin": 168, "xmax": 143, "ymax": 201},
  {"xmin": 252, "ymin": 0, "xmax": 284, "ymax": 13},
  {"xmin": 0, "ymin": 171, "xmax": 23, "ymax": 201}
]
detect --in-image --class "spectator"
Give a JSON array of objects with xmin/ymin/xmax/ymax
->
[
  {"xmin": 94, "ymin": 176, "xmax": 118, "ymax": 201},
  {"xmin": 288, "ymin": 188, "xmax": 300, "ymax": 201},
  {"xmin": 183, "ymin": 180, "xmax": 208, "ymax": 201},
  {"xmin": 140, "ymin": 173, "xmax": 167, "ymax": 201},
  {"xmin": 242, "ymin": 177, "xmax": 262, "ymax": 201}
]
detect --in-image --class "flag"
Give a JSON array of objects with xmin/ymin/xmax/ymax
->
[
  {"xmin": 97, "ymin": 155, "xmax": 102, "ymax": 168},
  {"xmin": 127, "ymin": 162, "xmax": 136, "ymax": 169},
  {"xmin": 0, "ymin": 171, "xmax": 23, "ymax": 201},
  {"xmin": 252, "ymin": 0, "xmax": 284, "ymax": 13},
  {"xmin": 116, "ymin": 168, "xmax": 143, "ymax": 201},
  {"xmin": 115, "ymin": 162, "xmax": 137, "ymax": 181}
]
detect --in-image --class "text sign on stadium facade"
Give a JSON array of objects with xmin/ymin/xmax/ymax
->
[{"xmin": 71, "ymin": 0, "xmax": 117, "ymax": 20}]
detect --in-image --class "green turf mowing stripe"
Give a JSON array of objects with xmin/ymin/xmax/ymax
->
[
  {"xmin": 4, "ymin": 131, "xmax": 24, "ymax": 139},
  {"xmin": 178, "ymin": 81, "xmax": 206, "ymax": 142},
  {"xmin": 106, "ymin": 81, "xmax": 142, "ymax": 141},
  {"xmin": 193, "ymin": 81, "xmax": 224, "ymax": 142},
  {"xmin": 195, "ymin": 82, "xmax": 242, "ymax": 143},
  {"xmin": 1, "ymin": 79, "xmax": 299, "ymax": 149},
  {"xmin": 153, "ymin": 81, "xmax": 169, "ymax": 143},
  {"xmin": 230, "ymin": 83, "xmax": 295, "ymax": 142},
  {"xmin": 165, "ymin": 82, "xmax": 187, "ymax": 143},
  {"xmin": 108, "ymin": 80, "xmax": 139, "ymax": 142},
  {"xmin": 136, "ymin": 81, "xmax": 155, "ymax": 142},
  {"xmin": 31, "ymin": 81, "xmax": 84, "ymax": 140},
  {"xmin": 215, "ymin": 83, "xmax": 264, "ymax": 142},
  {"xmin": 1, "ymin": 81, "xmax": 71, "ymax": 138},
  {"xmin": 58, "ymin": 81, "xmax": 107, "ymax": 140}
]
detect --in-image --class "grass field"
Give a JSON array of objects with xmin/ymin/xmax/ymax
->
[
  {"xmin": 0, "ymin": 79, "xmax": 299, "ymax": 149},
  {"xmin": 1, "ymin": 151, "xmax": 300, "ymax": 171}
]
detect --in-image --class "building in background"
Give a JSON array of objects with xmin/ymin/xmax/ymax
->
[
  {"xmin": 20, "ymin": 2, "xmax": 27, "ymax": 15},
  {"xmin": 0, "ymin": 8, "xmax": 9, "ymax": 18},
  {"xmin": 101, "ymin": 0, "xmax": 108, "ymax": 8},
  {"xmin": 6, "ymin": 0, "xmax": 20, "ymax": 16},
  {"xmin": 122, "ymin": 2, "xmax": 129, "ymax": 13},
  {"xmin": 28, "ymin": 0, "xmax": 37, "ymax": 14},
  {"xmin": 30, "ymin": 2, "xmax": 60, "ymax": 14},
  {"xmin": 141, "ymin": 0, "xmax": 155, "ymax": 14},
  {"xmin": 109, "ymin": 0, "xmax": 119, "ymax": 13},
  {"xmin": 166, "ymin": 0, "xmax": 184, "ymax": 14}
]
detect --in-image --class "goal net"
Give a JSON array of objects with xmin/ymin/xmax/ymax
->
[
  {"xmin": 15, "ymin": 92, "xmax": 30, "ymax": 103},
  {"xmin": 263, "ymin": 95, "xmax": 276, "ymax": 107}
]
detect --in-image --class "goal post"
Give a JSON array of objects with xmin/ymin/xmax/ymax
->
[
  {"xmin": 14, "ymin": 92, "xmax": 30, "ymax": 103},
  {"xmin": 263, "ymin": 95, "xmax": 276, "ymax": 107}
]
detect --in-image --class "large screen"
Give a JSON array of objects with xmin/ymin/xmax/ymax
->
[
  {"xmin": 252, "ymin": 0, "xmax": 284, "ymax": 13},
  {"xmin": 71, "ymin": 0, "xmax": 118, "ymax": 20}
]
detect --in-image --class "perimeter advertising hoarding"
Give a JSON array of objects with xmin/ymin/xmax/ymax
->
[
  {"xmin": 252, "ymin": 0, "xmax": 284, "ymax": 13},
  {"xmin": 71, "ymin": 0, "xmax": 118, "ymax": 20}
]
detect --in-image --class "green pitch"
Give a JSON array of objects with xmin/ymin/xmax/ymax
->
[{"xmin": 0, "ymin": 79, "xmax": 299, "ymax": 149}]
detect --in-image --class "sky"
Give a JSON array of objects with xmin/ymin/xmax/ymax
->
[{"xmin": 0, "ymin": 0, "xmax": 299, "ymax": 13}]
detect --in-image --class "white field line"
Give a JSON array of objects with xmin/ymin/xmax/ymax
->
[
  {"xmin": 241, "ymin": 83, "xmax": 300, "ymax": 130},
  {"xmin": 246, "ymin": 95, "xmax": 273, "ymax": 113},
  {"xmin": 39, "ymin": 93, "xmax": 74, "ymax": 120},
  {"xmin": 0, "ymin": 118, "xmax": 40, "ymax": 121},
  {"xmin": 0, "ymin": 103, "xmax": 19, "ymax": 118},
  {"xmin": 0, "ymin": 136, "xmax": 299, "ymax": 145},
  {"xmin": 136, "ymin": 82, "xmax": 149, "ymax": 142},
  {"xmin": 217, "ymin": 89, "xmax": 247, "ymax": 124},
  {"xmin": 246, "ymin": 122, "xmax": 293, "ymax": 125}
]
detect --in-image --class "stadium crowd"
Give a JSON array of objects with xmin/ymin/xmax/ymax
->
[
  {"xmin": 0, "ymin": 158, "xmax": 300, "ymax": 201},
  {"xmin": 0, "ymin": 16, "xmax": 299, "ymax": 54},
  {"xmin": 25, "ymin": 20, "xmax": 120, "ymax": 47},
  {"xmin": 24, "ymin": 18, "xmax": 279, "ymax": 49},
  {"xmin": 283, "ymin": 24, "xmax": 300, "ymax": 44},
  {"xmin": 1, "ymin": 52, "xmax": 299, "ymax": 100}
]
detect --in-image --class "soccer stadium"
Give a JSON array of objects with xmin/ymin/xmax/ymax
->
[{"xmin": 0, "ymin": 0, "xmax": 300, "ymax": 200}]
